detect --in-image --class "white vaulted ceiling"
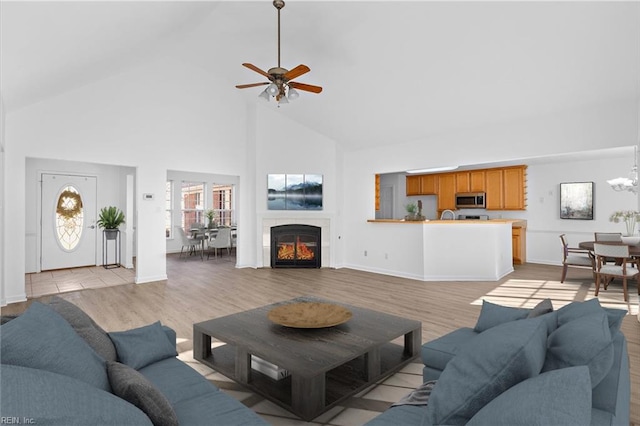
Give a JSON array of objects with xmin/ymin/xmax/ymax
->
[{"xmin": 2, "ymin": 1, "xmax": 639, "ymax": 151}]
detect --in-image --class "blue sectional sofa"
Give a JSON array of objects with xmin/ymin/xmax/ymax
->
[
  {"xmin": 0, "ymin": 297, "xmax": 267, "ymax": 425},
  {"xmin": 367, "ymin": 298, "xmax": 630, "ymax": 425}
]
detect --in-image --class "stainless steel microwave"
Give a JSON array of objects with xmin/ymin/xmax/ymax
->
[{"xmin": 455, "ymin": 192, "xmax": 486, "ymax": 209}]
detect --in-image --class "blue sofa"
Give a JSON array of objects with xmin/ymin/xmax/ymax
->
[
  {"xmin": 367, "ymin": 299, "xmax": 630, "ymax": 425},
  {"xmin": 0, "ymin": 297, "xmax": 267, "ymax": 425}
]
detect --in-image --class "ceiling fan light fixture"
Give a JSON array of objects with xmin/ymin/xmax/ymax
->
[
  {"xmin": 278, "ymin": 94, "xmax": 289, "ymax": 104},
  {"xmin": 258, "ymin": 89, "xmax": 271, "ymax": 101},
  {"xmin": 287, "ymin": 87, "xmax": 299, "ymax": 100},
  {"xmin": 266, "ymin": 83, "xmax": 279, "ymax": 96}
]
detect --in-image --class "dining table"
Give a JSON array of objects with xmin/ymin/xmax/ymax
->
[{"xmin": 579, "ymin": 240, "xmax": 640, "ymax": 255}]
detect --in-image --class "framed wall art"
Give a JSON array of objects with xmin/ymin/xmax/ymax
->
[
  {"xmin": 268, "ymin": 174, "xmax": 323, "ymax": 210},
  {"xmin": 560, "ymin": 181, "xmax": 593, "ymax": 220}
]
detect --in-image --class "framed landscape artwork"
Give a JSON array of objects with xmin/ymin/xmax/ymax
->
[
  {"xmin": 560, "ymin": 182, "xmax": 593, "ymax": 220},
  {"xmin": 268, "ymin": 174, "xmax": 323, "ymax": 210}
]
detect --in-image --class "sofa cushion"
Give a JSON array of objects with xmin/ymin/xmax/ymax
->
[
  {"xmin": 48, "ymin": 296, "xmax": 117, "ymax": 362},
  {"xmin": 425, "ymin": 316, "xmax": 548, "ymax": 425},
  {"xmin": 473, "ymin": 300, "xmax": 529, "ymax": 332},
  {"xmin": 543, "ymin": 311, "xmax": 614, "ymax": 388},
  {"xmin": 172, "ymin": 389, "xmax": 269, "ymax": 425},
  {"xmin": 421, "ymin": 327, "xmax": 478, "ymax": 372},
  {"xmin": 0, "ymin": 301, "xmax": 111, "ymax": 392},
  {"xmin": 602, "ymin": 307, "xmax": 627, "ymax": 335},
  {"xmin": 466, "ymin": 366, "xmax": 592, "ymax": 426},
  {"xmin": 107, "ymin": 361, "xmax": 179, "ymax": 426},
  {"xmin": 108, "ymin": 321, "xmax": 178, "ymax": 370},
  {"xmin": 0, "ymin": 364, "xmax": 152, "ymax": 426}
]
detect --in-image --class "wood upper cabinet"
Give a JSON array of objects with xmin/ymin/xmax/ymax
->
[
  {"xmin": 469, "ymin": 170, "xmax": 486, "ymax": 192},
  {"xmin": 375, "ymin": 174, "xmax": 381, "ymax": 211},
  {"xmin": 406, "ymin": 175, "xmax": 421, "ymax": 196},
  {"xmin": 419, "ymin": 174, "xmax": 438, "ymax": 195},
  {"xmin": 455, "ymin": 172, "xmax": 470, "ymax": 193},
  {"xmin": 437, "ymin": 173, "xmax": 456, "ymax": 210},
  {"xmin": 485, "ymin": 166, "xmax": 527, "ymax": 210},
  {"xmin": 406, "ymin": 174, "xmax": 437, "ymax": 196},
  {"xmin": 485, "ymin": 169, "xmax": 503, "ymax": 210},
  {"xmin": 503, "ymin": 167, "xmax": 527, "ymax": 210}
]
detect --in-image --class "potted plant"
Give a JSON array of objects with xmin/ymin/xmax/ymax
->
[
  {"xmin": 609, "ymin": 210, "xmax": 640, "ymax": 244},
  {"xmin": 205, "ymin": 209, "xmax": 217, "ymax": 229},
  {"xmin": 404, "ymin": 202, "xmax": 418, "ymax": 220},
  {"xmin": 97, "ymin": 206, "xmax": 125, "ymax": 240}
]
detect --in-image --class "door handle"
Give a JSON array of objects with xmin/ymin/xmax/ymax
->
[{"xmin": 88, "ymin": 225, "xmax": 96, "ymax": 229}]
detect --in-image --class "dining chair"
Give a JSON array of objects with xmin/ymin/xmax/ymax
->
[
  {"xmin": 593, "ymin": 243, "xmax": 639, "ymax": 302},
  {"xmin": 207, "ymin": 227, "xmax": 232, "ymax": 259},
  {"xmin": 594, "ymin": 232, "xmax": 622, "ymax": 242},
  {"xmin": 176, "ymin": 226, "xmax": 203, "ymax": 260},
  {"xmin": 559, "ymin": 234, "xmax": 594, "ymax": 283}
]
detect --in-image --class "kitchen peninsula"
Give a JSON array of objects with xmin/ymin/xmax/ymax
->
[{"xmin": 366, "ymin": 219, "xmax": 526, "ymax": 281}]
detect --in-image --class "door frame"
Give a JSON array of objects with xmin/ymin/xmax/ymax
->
[{"xmin": 37, "ymin": 170, "xmax": 100, "ymax": 273}]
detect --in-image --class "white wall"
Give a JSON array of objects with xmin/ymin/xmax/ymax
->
[
  {"xmin": 341, "ymin": 99, "xmax": 639, "ymax": 274},
  {"xmin": 3, "ymin": 55, "xmax": 249, "ymax": 303},
  {"xmin": 1, "ymin": 96, "xmax": 5, "ymax": 305},
  {"xmin": 254, "ymin": 105, "xmax": 341, "ymax": 267}
]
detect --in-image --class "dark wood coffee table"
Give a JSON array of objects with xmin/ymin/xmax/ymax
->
[{"xmin": 193, "ymin": 296, "xmax": 422, "ymax": 421}]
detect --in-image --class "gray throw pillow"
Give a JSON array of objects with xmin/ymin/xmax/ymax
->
[
  {"xmin": 107, "ymin": 361, "xmax": 179, "ymax": 426},
  {"xmin": 467, "ymin": 366, "xmax": 592, "ymax": 426},
  {"xmin": 556, "ymin": 299, "xmax": 625, "ymax": 339},
  {"xmin": 425, "ymin": 316, "xmax": 548, "ymax": 425},
  {"xmin": 527, "ymin": 298, "xmax": 553, "ymax": 318},
  {"xmin": 0, "ymin": 301, "xmax": 111, "ymax": 392},
  {"xmin": 542, "ymin": 311, "xmax": 614, "ymax": 387},
  {"xmin": 473, "ymin": 300, "xmax": 529, "ymax": 332},
  {"xmin": 109, "ymin": 321, "xmax": 177, "ymax": 370},
  {"xmin": 48, "ymin": 296, "xmax": 117, "ymax": 362}
]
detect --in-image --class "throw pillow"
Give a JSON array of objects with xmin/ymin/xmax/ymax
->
[
  {"xmin": 602, "ymin": 307, "xmax": 627, "ymax": 335},
  {"xmin": 473, "ymin": 300, "xmax": 529, "ymax": 332},
  {"xmin": 109, "ymin": 321, "xmax": 177, "ymax": 370},
  {"xmin": 107, "ymin": 361, "xmax": 179, "ymax": 426},
  {"xmin": 542, "ymin": 311, "xmax": 614, "ymax": 387},
  {"xmin": 556, "ymin": 299, "xmax": 626, "ymax": 338},
  {"xmin": 0, "ymin": 301, "xmax": 111, "ymax": 392},
  {"xmin": 425, "ymin": 316, "xmax": 548, "ymax": 425},
  {"xmin": 527, "ymin": 298, "xmax": 553, "ymax": 318},
  {"xmin": 48, "ymin": 296, "xmax": 117, "ymax": 362},
  {"xmin": 466, "ymin": 366, "xmax": 592, "ymax": 426}
]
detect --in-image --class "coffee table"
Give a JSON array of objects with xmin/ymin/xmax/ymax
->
[{"xmin": 193, "ymin": 296, "xmax": 422, "ymax": 421}]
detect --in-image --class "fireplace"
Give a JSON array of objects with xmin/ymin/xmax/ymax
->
[{"xmin": 271, "ymin": 225, "xmax": 321, "ymax": 268}]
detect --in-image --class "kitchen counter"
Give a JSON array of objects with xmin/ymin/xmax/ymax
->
[{"xmin": 363, "ymin": 220, "xmax": 515, "ymax": 281}]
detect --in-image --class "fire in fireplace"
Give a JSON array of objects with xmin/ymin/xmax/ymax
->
[{"xmin": 271, "ymin": 224, "xmax": 321, "ymax": 268}]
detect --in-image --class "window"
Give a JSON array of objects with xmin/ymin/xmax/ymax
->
[
  {"xmin": 165, "ymin": 181, "xmax": 173, "ymax": 238},
  {"xmin": 181, "ymin": 181, "xmax": 205, "ymax": 230},
  {"xmin": 212, "ymin": 184, "xmax": 234, "ymax": 226},
  {"xmin": 55, "ymin": 185, "xmax": 84, "ymax": 251}
]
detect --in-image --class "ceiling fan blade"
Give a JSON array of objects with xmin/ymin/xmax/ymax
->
[
  {"xmin": 242, "ymin": 63, "xmax": 272, "ymax": 80},
  {"xmin": 289, "ymin": 81, "xmax": 323, "ymax": 94},
  {"xmin": 236, "ymin": 82, "xmax": 270, "ymax": 89},
  {"xmin": 284, "ymin": 64, "xmax": 310, "ymax": 81}
]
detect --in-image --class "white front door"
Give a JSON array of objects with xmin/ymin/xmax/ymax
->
[{"xmin": 41, "ymin": 174, "xmax": 97, "ymax": 270}]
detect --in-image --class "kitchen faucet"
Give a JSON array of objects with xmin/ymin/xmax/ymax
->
[{"xmin": 440, "ymin": 209, "xmax": 456, "ymax": 220}]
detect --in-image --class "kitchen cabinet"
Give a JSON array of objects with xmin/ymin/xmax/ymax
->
[
  {"xmin": 437, "ymin": 174, "xmax": 456, "ymax": 210},
  {"xmin": 375, "ymin": 174, "xmax": 380, "ymax": 211},
  {"xmin": 512, "ymin": 224, "xmax": 526, "ymax": 264},
  {"xmin": 419, "ymin": 174, "xmax": 438, "ymax": 195},
  {"xmin": 503, "ymin": 167, "xmax": 527, "ymax": 210},
  {"xmin": 455, "ymin": 172, "xmax": 470, "ymax": 193},
  {"xmin": 406, "ymin": 175, "xmax": 421, "ymax": 196},
  {"xmin": 485, "ymin": 169, "xmax": 503, "ymax": 210},
  {"xmin": 485, "ymin": 166, "xmax": 527, "ymax": 210},
  {"xmin": 469, "ymin": 170, "xmax": 486, "ymax": 192}
]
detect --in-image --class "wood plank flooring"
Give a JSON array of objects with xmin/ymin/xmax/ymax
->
[{"xmin": 3, "ymin": 256, "xmax": 639, "ymax": 425}]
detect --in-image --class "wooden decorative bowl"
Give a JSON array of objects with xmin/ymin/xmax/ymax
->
[{"xmin": 267, "ymin": 302, "xmax": 352, "ymax": 328}]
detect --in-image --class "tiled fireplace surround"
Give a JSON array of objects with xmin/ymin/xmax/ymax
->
[{"xmin": 262, "ymin": 218, "xmax": 330, "ymax": 268}]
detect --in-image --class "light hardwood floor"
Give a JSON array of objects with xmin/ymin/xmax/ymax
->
[{"xmin": 4, "ymin": 256, "xmax": 639, "ymax": 425}]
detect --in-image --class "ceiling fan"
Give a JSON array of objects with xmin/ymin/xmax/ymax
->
[{"xmin": 235, "ymin": 0, "xmax": 322, "ymax": 104}]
